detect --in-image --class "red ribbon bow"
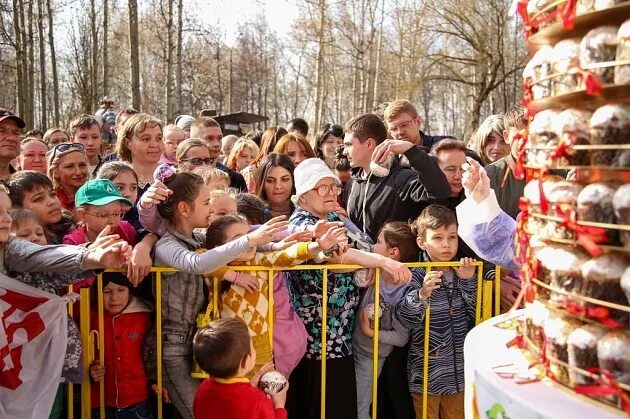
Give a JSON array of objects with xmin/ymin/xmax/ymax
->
[
  {"xmin": 513, "ymin": 130, "xmax": 529, "ymax": 180},
  {"xmin": 555, "ymin": 207, "xmax": 607, "ymax": 257},
  {"xmin": 575, "ymin": 368, "xmax": 630, "ymax": 415}
]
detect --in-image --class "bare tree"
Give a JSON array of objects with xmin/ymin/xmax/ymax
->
[
  {"xmin": 175, "ymin": 0, "xmax": 183, "ymax": 114},
  {"xmin": 128, "ymin": 0, "xmax": 141, "ymax": 109},
  {"xmin": 90, "ymin": 0, "xmax": 98, "ymax": 111},
  {"xmin": 103, "ymin": 0, "xmax": 109, "ymax": 96},
  {"xmin": 164, "ymin": 0, "xmax": 174, "ymax": 121},
  {"xmin": 46, "ymin": 0, "xmax": 59, "ymax": 125},
  {"xmin": 37, "ymin": 0, "xmax": 46, "ymax": 128}
]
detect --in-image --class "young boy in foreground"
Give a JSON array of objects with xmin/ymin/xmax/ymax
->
[{"xmin": 193, "ymin": 318, "xmax": 288, "ymax": 419}]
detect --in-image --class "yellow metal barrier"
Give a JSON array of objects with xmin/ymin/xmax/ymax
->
[{"xmin": 67, "ymin": 260, "xmax": 499, "ymax": 419}]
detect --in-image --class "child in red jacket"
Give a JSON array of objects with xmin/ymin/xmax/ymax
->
[
  {"xmin": 193, "ymin": 318, "xmax": 288, "ymax": 419},
  {"xmin": 89, "ymin": 273, "xmax": 168, "ymax": 417}
]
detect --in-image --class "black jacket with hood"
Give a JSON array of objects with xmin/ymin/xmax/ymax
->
[{"xmin": 347, "ymin": 145, "xmax": 450, "ymax": 241}]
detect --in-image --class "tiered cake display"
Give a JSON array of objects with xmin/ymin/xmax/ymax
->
[{"xmin": 465, "ymin": 2, "xmax": 630, "ymax": 417}]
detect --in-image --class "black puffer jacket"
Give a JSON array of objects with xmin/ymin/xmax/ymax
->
[{"xmin": 347, "ymin": 145, "xmax": 450, "ymax": 241}]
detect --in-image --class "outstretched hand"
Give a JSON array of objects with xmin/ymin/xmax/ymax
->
[
  {"xmin": 462, "ymin": 157, "xmax": 490, "ymax": 203},
  {"xmin": 248, "ymin": 216, "xmax": 289, "ymax": 247}
]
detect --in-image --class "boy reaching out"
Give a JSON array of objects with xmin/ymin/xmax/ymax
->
[{"xmin": 193, "ymin": 318, "xmax": 288, "ymax": 419}]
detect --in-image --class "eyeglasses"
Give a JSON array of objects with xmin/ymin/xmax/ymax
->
[
  {"xmin": 313, "ymin": 183, "xmax": 342, "ymax": 197},
  {"xmin": 82, "ymin": 209, "xmax": 126, "ymax": 220},
  {"xmin": 388, "ymin": 119, "xmax": 415, "ymax": 133},
  {"xmin": 180, "ymin": 157, "xmax": 213, "ymax": 166},
  {"xmin": 46, "ymin": 142, "xmax": 85, "ymax": 161}
]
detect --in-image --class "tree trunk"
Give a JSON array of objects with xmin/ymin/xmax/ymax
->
[
  {"xmin": 164, "ymin": 0, "xmax": 174, "ymax": 121},
  {"xmin": 27, "ymin": 0, "xmax": 35, "ymax": 128},
  {"xmin": 46, "ymin": 0, "xmax": 59, "ymax": 126},
  {"xmin": 90, "ymin": 0, "xmax": 98, "ymax": 112},
  {"xmin": 128, "ymin": 0, "xmax": 141, "ymax": 110},
  {"xmin": 103, "ymin": 0, "xmax": 109, "ymax": 96},
  {"xmin": 13, "ymin": 0, "xmax": 26, "ymax": 121},
  {"xmin": 175, "ymin": 0, "xmax": 183, "ymax": 114},
  {"xmin": 37, "ymin": 0, "xmax": 46, "ymax": 128},
  {"xmin": 228, "ymin": 48, "xmax": 233, "ymax": 113},
  {"xmin": 313, "ymin": 0, "xmax": 326, "ymax": 133}
]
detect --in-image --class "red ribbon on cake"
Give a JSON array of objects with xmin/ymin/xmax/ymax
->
[
  {"xmin": 586, "ymin": 306, "xmax": 622, "ymax": 328},
  {"xmin": 513, "ymin": 130, "xmax": 529, "ymax": 180},
  {"xmin": 561, "ymin": 0, "xmax": 577, "ymax": 30},
  {"xmin": 583, "ymin": 71, "xmax": 603, "ymax": 96},
  {"xmin": 575, "ymin": 369, "xmax": 630, "ymax": 415},
  {"xmin": 555, "ymin": 207, "xmax": 607, "ymax": 257},
  {"xmin": 517, "ymin": 0, "xmax": 533, "ymax": 37}
]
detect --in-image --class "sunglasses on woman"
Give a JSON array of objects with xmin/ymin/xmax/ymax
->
[
  {"xmin": 180, "ymin": 157, "xmax": 213, "ymax": 166},
  {"xmin": 46, "ymin": 142, "xmax": 85, "ymax": 161}
]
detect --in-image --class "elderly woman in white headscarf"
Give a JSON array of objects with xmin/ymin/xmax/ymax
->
[{"xmin": 283, "ymin": 158, "xmax": 411, "ymax": 419}]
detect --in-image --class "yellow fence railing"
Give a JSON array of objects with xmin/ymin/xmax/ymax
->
[{"xmin": 67, "ymin": 262, "xmax": 501, "ymax": 419}]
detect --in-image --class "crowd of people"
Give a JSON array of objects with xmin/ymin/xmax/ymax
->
[{"xmin": 0, "ymin": 98, "xmax": 529, "ymax": 419}]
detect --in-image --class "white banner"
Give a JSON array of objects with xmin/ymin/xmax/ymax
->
[{"xmin": 0, "ymin": 273, "xmax": 68, "ymax": 419}]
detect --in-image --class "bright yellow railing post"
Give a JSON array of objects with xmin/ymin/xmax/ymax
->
[
  {"xmin": 371, "ymin": 268, "xmax": 380, "ymax": 419},
  {"xmin": 475, "ymin": 264, "xmax": 483, "ymax": 325},
  {"xmin": 494, "ymin": 266, "xmax": 501, "ymax": 316},
  {"xmin": 321, "ymin": 267, "xmax": 328, "ymax": 419},
  {"xmin": 79, "ymin": 288, "xmax": 91, "ymax": 419},
  {"xmin": 268, "ymin": 268, "xmax": 275, "ymax": 351},
  {"xmin": 156, "ymin": 270, "xmax": 163, "ymax": 419},
  {"xmin": 96, "ymin": 274, "xmax": 105, "ymax": 418},
  {"xmin": 422, "ymin": 264, "xmax": 431, "ymax": 419}
]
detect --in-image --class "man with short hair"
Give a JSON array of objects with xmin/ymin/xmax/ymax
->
[
  {"xmin": 70, "ymin": 114, "xmax": 103, "ymax": 177},
  {"xmin": 384, "ymin": 100, "xmax": 483, "ymax": 164},
  {"xmin": 191, "ymin": 117, "xmax": 247, "ymax": 191},
  {"xmin": 344, "ymin": 113, "xmax": 450, "ymax": 242},
  {"xmin": 286, "ymin": 118, "xmax": 309, "ymax": 138},
  {"xmin": 0, "ymin": 108, "xmax": 25, "ymax": 181}
]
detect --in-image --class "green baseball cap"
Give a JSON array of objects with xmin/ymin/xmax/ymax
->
[{"xmin": 75, "ymin": 179, "xmax": 133, "ymax": 207}]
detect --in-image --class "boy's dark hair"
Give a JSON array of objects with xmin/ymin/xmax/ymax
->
[
  {"xmin": 287, "ymin": 118, "xmax": 309, "ymax": 137},
  {"xmin": 504, "ymin": 104, "xmax": 527, "ymax": 130},
  {"xmin": 344, "ymin": 113, "xmax": 388, "ymax": 144},
  {"xmin": 156, "ymin": 172, "xmax": 204, "ymax": 223},
  {"xmin": 334, "ymin": 145, "xmax": 351, "ymax": 172},
  {"xmin": 69, "ymin": 114, "xmax": 100, "ymax": 136},
  {"xmin": 7, "ymin": 171, "xmax": 54, "ymax": 207},
  {"xmin": 193, "ymin": 318, "xmax": 251, "ymax": 378},
  {"xmin": 413, "ymin": 204, "xmax": 458, "ymax": 240},
  {"xmin": 379, "ymin": 221, "xmax": 420, "ymax": 263},
  {"xmin": 236, "ymin": 193, "xmax": 269, "ymax": 225},
  {"xmin": 205, "ymin": 215, "xmax": 248, "ymax": 250},
  {"xmin": 430, "ymin": 138, "xmax": 468, "ymax": 157}
]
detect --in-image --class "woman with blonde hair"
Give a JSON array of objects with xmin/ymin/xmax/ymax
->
[
  {"xmin": 469, "ymin": 115, "xmax": 508, "ymax": 166},
  {"xmin": 273, "ymin": 134, "xmax": 315, "ymax": 167},
  {"xmin": 176, "ymin": 138, "xmax": 212, "ymax": 172},
  {"xmin": 225, "ymin": 138, "xmax": 260, "ymax": 172},
  {"xmin": 19, "ymin": 138, "xmax": 48, "ymax": 173},
  {"xmin": 47, "ymin": 143, "xmax": 89, "ymax": 211},
  {"xmin": 114, "ymin": 113, "xmax": 164, "ymax": 197}
]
